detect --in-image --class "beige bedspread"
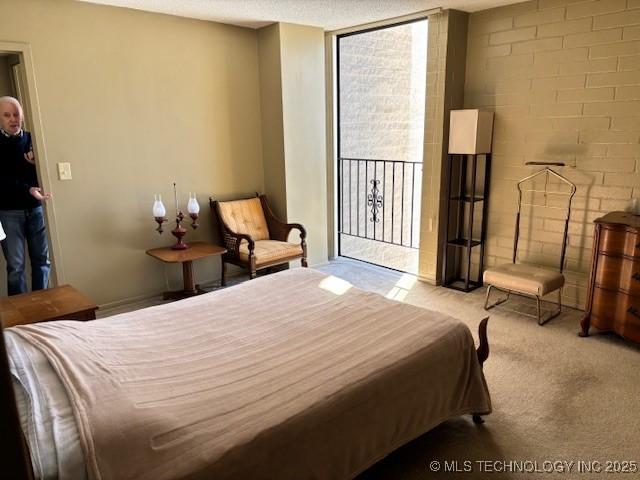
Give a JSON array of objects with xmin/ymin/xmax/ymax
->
[{"xmin": 11, "ymin": 268, "xmax": 491, "ymax": 480}]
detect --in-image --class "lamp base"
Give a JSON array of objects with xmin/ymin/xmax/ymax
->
[{"xmin": 171, "ymin": 223, "xmax": 188, "ymax": 250}]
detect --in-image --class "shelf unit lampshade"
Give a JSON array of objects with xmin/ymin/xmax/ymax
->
[
  {"xmin": 0, "ymin": 220, "xmax": 5, "ymax": 241},
  {"xmin": 448, "ymin": 109, "xmax": 494, "ymax": 154}
]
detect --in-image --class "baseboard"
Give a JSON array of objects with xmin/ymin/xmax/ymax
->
[
  {"xmin": 310, "ymin": 260, "xmax": 332, "ymax": 268},
  {"xmin": 98, "ymin": 291, "xmax": 161, "ymax": 311},
  {"xmin": 417, "ymin": 273, "xmax": 438, "ymax": 285}
]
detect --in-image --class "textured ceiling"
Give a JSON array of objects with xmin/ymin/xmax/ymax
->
[{"xmin": 79, "ymin": 0, "xmax": 524, "ymax": 30}]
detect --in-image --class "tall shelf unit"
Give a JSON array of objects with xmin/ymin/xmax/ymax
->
[
  {"xmin": 442, "ymin": 109, "xmax": 494, "ymax": 293},
  {"xmin": 442, "ymin": 153, "xmax": 491, "ymax": 292}
]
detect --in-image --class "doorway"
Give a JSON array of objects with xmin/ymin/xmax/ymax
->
[
  {"xmin": 336, "ymin": 19, "xmax": 428, "ymax": 274},
  {"xmin": 0, "ymin": 54, "xmax": 25, "ymax": 296},
  {"xmin": 0, "ymin": 42, "xmax": 61, "ymax": 296}
]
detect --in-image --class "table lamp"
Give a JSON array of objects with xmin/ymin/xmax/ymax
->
[{"xmin": 152, "ymin": 184, "xmax": 199, "ymax": 250}]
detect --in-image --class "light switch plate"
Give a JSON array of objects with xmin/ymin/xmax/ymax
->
[{"xmin": 57, "ymin": 162, "xmax": 72, "ymax": 180}]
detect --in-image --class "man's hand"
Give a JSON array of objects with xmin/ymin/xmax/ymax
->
[
  {"xmin": 29, "ymin": 187, "xmax": 53, "ymax": 202},
  {"xmin": 24, "ymin": 150, "xmax": 35, "ymax": 164}
]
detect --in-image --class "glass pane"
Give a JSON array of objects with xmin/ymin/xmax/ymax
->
[{"xmin": 339, "ymin": 20, "xmax": 428, "ymax": 163}]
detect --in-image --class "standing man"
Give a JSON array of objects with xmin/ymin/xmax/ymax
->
[{"xmin": 0, "ymin": 96, "xmax": 52, "ymax": 295}]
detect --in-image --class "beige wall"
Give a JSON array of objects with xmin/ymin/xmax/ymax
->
[
  {"xmin": 258, "ymin": 24, "xmax": 288, "ymax": 219},
  {"xmin": 0, "ymin": 0, "xmax": 264, "ymax": 305},
  {"xmin": 280, "ymin": 23, "xmax": 329, "ymax": 267},
  {"xmin": 259, "ymin": 23, "xmax": 329, "ymax": 267},
  {"xmin": 465, "ymin": 0, "xmax": 640, "ymax": 308}
]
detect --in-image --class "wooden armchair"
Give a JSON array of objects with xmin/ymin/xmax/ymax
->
[{"xmin": 210, "ymin": 194, "xmax": 307, "ymax": 285}]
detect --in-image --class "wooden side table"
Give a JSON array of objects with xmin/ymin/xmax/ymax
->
[
  {"xmin": 0, "ymin": 285, "xmax": 98, "ymax": 328},
  {"xmin": 146, "ymin": 241, "xmax": 227, "ymax": 300}
]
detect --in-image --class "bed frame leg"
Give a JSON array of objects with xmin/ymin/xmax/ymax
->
[
  {"xmin": 476, "ymin": 317, "xmax": 490, "ymax": 367},
  {"xmin": 472, "ymin": 414, "xmax": 485, "ymax": 424},
  {"xmin": 472, "ymin": 317, "xmax": 490, "ymax": 426}
]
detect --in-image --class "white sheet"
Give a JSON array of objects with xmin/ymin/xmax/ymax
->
[{"xmin": 6, "ymin": 330, "xmax": 86, "ymax": 480}]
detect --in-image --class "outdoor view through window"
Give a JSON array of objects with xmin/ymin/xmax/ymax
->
[{"xmin": 338, "ymin": 19, "xmax": 428, "ymax": 274}]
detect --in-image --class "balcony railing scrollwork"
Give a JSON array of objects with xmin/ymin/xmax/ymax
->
[{"xmin": 339, "ymin": 158, "xmax": 422, "ymax": 250}]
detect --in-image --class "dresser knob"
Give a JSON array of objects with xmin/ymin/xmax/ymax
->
[
  {"xmin": 627, "ymin": 306, "xmax": 640, "ymax": 319},
  {"xmin": 633, "ymin": 273, "xmax": 640, "ymax": 281}
]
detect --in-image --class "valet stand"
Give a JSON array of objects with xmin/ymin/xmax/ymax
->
[{"xmin": 483, "ymin": 162, "xmax": 577, "ymax": 325}]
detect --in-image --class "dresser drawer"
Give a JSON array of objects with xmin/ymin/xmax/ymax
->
[
  {"xmin": 598, "ymin": 226, "xmax": 640, "ymax": 258},
  {"xmin": 618, "ymin": 306, "xmax": 640, "ymax": 342},
  {"xmin": 595, "ymin": 254, "xmax": 640, "ymax": 297},
  {"xmin": 591, "ymin": 287, "xmax": 619, "ymax": 323},
  {"xmin": 591, "ymin": 287, "xmax": 640, "ymax": 342}
]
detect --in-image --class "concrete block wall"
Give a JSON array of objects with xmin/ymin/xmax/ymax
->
[
  {"xmin": 339, "ymin": 23, "xmax": 427, "ymax": 162},
  {"xmin": 465, "ymin": 0, "xmax": 640, "ymax": 309},
  {"xmin": 419, "ymin": 10, "xmax": 469, "ymax": 283}
]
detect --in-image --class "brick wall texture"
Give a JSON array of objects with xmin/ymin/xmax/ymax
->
[
  {"xmin": 419, "ymin": 10, "xmax": 470, "ymax": 282},
  {"xmin": 339, "ymin": 22, "xmax": 427, "ymax": 162},
  {"xmin": 465, "ymin": 0, "xmax": 640, "ymax": 308}
]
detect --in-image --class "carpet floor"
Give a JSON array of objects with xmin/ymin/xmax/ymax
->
[{"xmin": 318, "ymin": 258, "xmax": 640, "ymax": 480}]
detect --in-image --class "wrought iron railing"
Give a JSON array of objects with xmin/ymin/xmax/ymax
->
[{"xmin": 338, "ymin": 158, "xmax": 422, "ymax": 249}]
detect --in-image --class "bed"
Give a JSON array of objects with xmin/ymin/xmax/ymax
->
[{"xmin": 1, "ymin": 268, "xmax": 491, "ymax": 480}]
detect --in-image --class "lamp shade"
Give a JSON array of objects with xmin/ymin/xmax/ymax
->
[
  {"xmin": 187, "ymin": 193, "xmax": 200, "ymax": 215},
  {"xmin": 153, "ymin": 195, "xmax": 166, "ymax": 217},
  {"xmin": 448, "ymin": 109, "xmax": 494, "ymax": 154},
  {"xmin": 0, "ymin": 220, "xmax": 5, "ymax": 241}
]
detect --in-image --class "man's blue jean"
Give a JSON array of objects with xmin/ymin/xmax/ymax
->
[{"xmin": 0, "ymin": 207, "xmax": 51, "ymax": 295}]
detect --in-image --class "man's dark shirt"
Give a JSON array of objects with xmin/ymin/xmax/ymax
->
[{"xmin": 0, "ymin": 130, "xmax": 40, "ymax": 210}]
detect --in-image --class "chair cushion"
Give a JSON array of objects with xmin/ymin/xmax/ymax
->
[
  {"xmin": 483, "ymin": 263, "xmax": 564, "ymax": 296},
  {"xmin": 217, "ymin": 197, "xmax": 269, "ymax": 241},
  {"xmin": 239, "ymin": 240, "xmax": 303, "ymax": 266}
]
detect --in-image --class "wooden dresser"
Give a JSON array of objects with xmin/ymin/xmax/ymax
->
[{"xmin": 580, "ymin": 212, "xmax": 640, "ymax": 343}]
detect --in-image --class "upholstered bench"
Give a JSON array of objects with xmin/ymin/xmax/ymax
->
[{"xmin": 483, "ymin": 263, "xmax": 564, "ymax": 325}]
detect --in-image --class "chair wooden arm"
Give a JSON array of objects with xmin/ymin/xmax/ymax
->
[
  {"xmin": 259, "ymin": 195, "xmax": 307, "ymax": 243},
  {"xmin": 222, "ymin": 231, "xmax": 255, "ymax": 258}
]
